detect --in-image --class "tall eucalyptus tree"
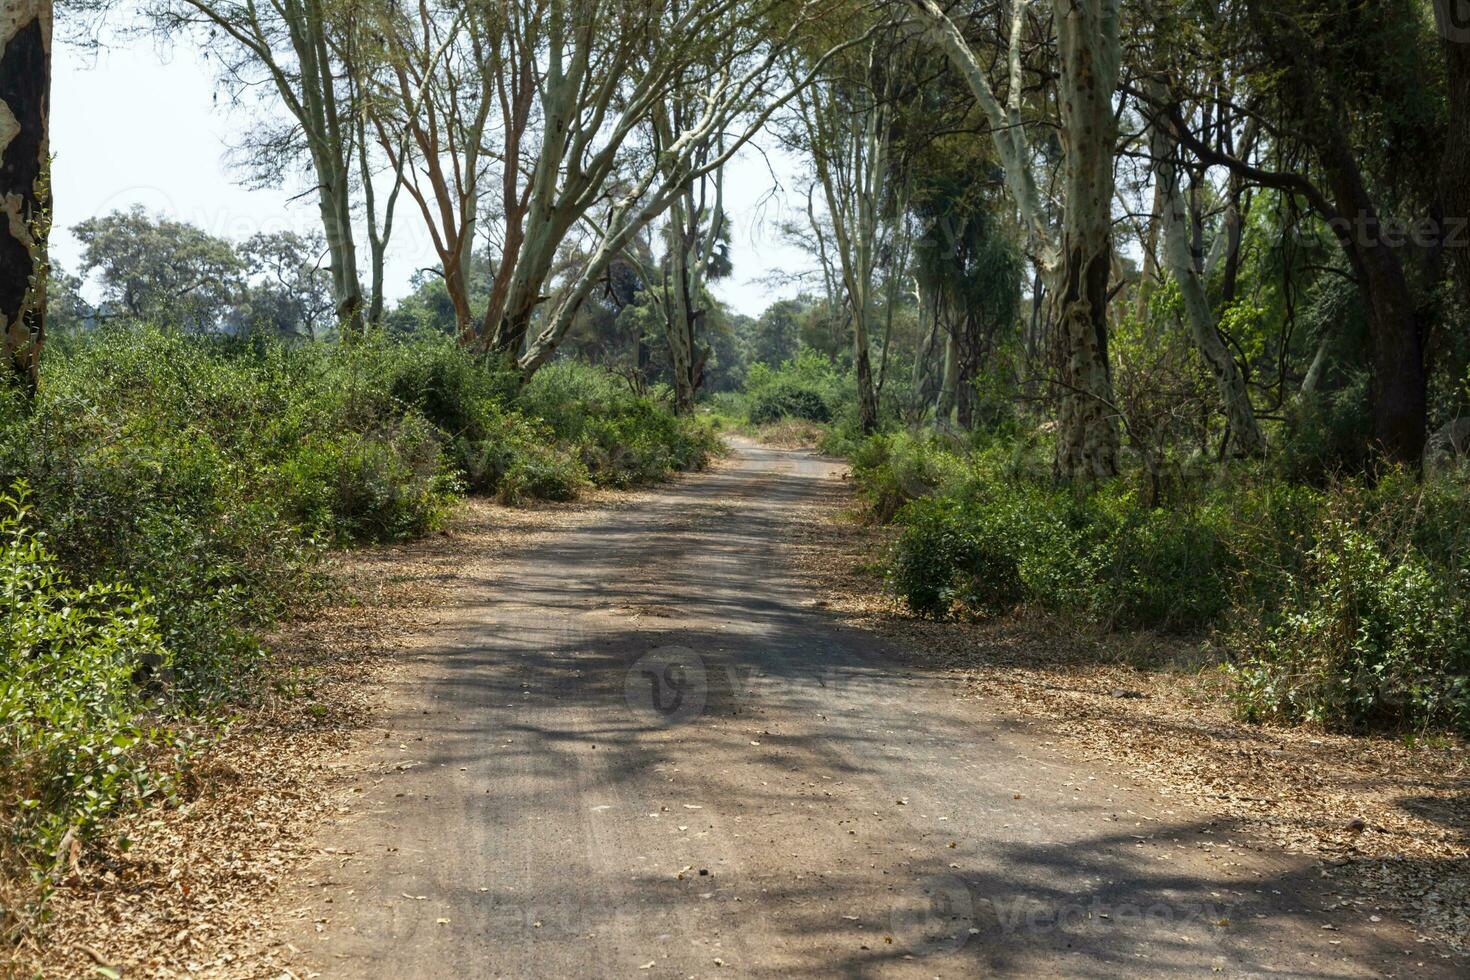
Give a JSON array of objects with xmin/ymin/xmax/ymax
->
[
  {"xmin": 1143, "ymin": 78, "xmax": 1267, "ymax": 457},
  {"xmin": 788, "ymin": 34, "xmax": 901, "ymax": 435},
  {"xmin": 905, "ymin": 0, "xmax": 1124, "ymax": 479},
  {"xmin": 148, "ymin": 0, "xmax": 396, "ymax": 334}
]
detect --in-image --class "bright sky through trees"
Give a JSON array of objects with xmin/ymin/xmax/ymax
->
[{"xmin": 50, "ymin": 35, "xmax": 809, "ymax": 317}]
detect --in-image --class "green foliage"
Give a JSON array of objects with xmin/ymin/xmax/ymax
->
[
  {"xmin": 890, "ymin": 497, "xmax": 1026, "ymax": 619},
  {"xmin": 281, "ymin": 416, "xmax": 456, "ymax": 542},
  {"xmin": 519, "ymin": 361, "xmax": 718, "ymax": 488},
  {"xmin": 868, "ymin": 430, "xmax": 1470, "ymax": 732},
  {"xmin": 0, "ymin": 329, "xmax": 716, "ymax": 863},
  {"xmin": 1088, "ymin": 495, "xmax": 1232, "ymax": 631},
  {"xmin": 748, "ymin": 382, "xmax": 831, "ymax": 425},
  {"xmin": 850, "ymin": 432, "xmax": 966, "ymax": 524},
  {"xmin": 888, "ymin": 469, "xmax": 1092, "ymax": 621},
  {"xmin": 739, "ymin": 350, "xmax": 851, "ymax": 428},
  {"xmin": 1228, "ymin": 477, "xmax": 1470, "ymax": 734},
  {"xmin": 1276, "ymin": 375, "xmax": 1375, "ymax": 482},
  {"xmin": 0, "ymin": 491, "xmax": 179, "ymax": 858}
]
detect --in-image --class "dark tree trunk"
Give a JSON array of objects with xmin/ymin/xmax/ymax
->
[
  {"xmin": 0, "ymin": 0, "xmax": 49, "ymax": 395},
  {"xmin": 1315, "ymin": 129, "xmax": 1427, "ymax": 464},
  {"xmin": 1439, "ymin": 1, "xmax": 1470, "ymax": 310},
  {"xmin": 1052, "ymin": 239, "xmax": 1121, "ymax": 479},
  {"xmin": 855, "ymin": 340, "xmax": 879, "ymax": 436},
  {"xmin": 1242, "ymin": 1, "xmax": 1428, "ymax": 464}
]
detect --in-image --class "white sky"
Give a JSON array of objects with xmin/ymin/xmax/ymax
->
[{"xmin": 51, "ymin": 37, "xmax": 811, "ymax": 318}]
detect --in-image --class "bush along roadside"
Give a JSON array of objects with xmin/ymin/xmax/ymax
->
[
  {"xmin": 0, "ymin": 327, "xmax": 717, "ymax": 875},
  {"xmin": 850, "ymin": 431, "xmax": 1470, "ymax": 737}
]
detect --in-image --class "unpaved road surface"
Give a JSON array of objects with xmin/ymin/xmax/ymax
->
[{"xmin": 277, "ymin": 440, "xmax": 1461, "ymax": 978}]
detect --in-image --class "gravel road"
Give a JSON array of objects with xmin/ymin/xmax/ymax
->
[{"xmin": 277, "ymin": 439, "xmax": 1460, "ymax": 979}]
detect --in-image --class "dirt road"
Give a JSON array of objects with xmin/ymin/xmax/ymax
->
[{"xmin": 276, "ymin": 440, "xmax": 1458, "ymax": 978}]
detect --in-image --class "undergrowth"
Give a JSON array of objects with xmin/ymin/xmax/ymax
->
[
  {"xmin": 852, "ymin": 431, "xmax": 1470, "ymax": 735},
  {"xmin": 0, "ymin": 327, "xmax": 715, "ymax": 874}
]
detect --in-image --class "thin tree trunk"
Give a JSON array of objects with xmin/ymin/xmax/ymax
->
[
  {"xmin": 0, "ymin": 0, "xmax": 48, "ymax": 394},
  {"xmin": 1148, "ymin": 83, "xmax": 1266, "ymax": 457},
  {"xmin": 666, "ymin": 197, "xmax": 700, "ymax": 414},
  {"xmin": 1301, "ymin": 332, "xmax": 1331, "ymax": 395},
  {"xmin": 936, "ymin": 326, "xmax": 959, "ymax": 425}
]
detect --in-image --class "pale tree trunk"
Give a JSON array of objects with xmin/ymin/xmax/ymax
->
[
  {"xmin": 909, "ymin": 0, "xmax": 1121, "ymax": 477},
  {"xmin": 487, "ymin": 6, "xmax": 582, "ymax": 357},
  {"xmin": 178, "ymin": 0, "xmax": 367, "ymax": 337},
  {"xmin": 1049, "ymin": 0, "xmax": 1121, "ymax": 479},
  {"xmin": 282, "ymin": 0, "xmax": 364, "ymax": 336},
  {"xmin": 908, "ymin": 0, "xmax": 1051, "ymax": 262},
  {"xmin": 936, "ymin": 327, "xmax": 959, "ymax": 424},
  {"xmin": 510, "ymin": 6, "xmax": 875, "ymax": 378},
  {"xmin": 675, "ymin": 163, "xmax": 724, "ymax": 413},
  {"xmin": 911, "ymin": 278, "xmax": 938, "ymax": 409},
  {"xmin": 795, "ymin": 42, "xmax": 887, "ymax": 436},
  {"xmin": 0, "ymin": 0, "xmax": 48, "ymax": 394},
  {"xmin": 369, "ymin": 3, "xmax": 490, "ymax": 347},
  {"xmin": 1133, "ymin": 178, "xmax": 1163, "ymax": 322},
  {"xmin": 356, "ymin": 99, "xmax": 403, "ymax": 327},
  {"xmin": 665, "ymin": 196, "xmax": 701, "ymax": 413},
  {"xmin": 1301, "ymin": 333, "xmax": 1331, "ymax": 395},
  {"xmin": 1147, "ymin": 83, "xmax": 1266, "ymax": 457}
]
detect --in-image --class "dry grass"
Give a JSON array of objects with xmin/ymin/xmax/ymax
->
[
  {"xmin": 783, "ymin": 480, "xmax": 1470, "ymax": 952},
  {"xmin": 749, "ymin": 419, "xmax": 829, "ymax": 449}
]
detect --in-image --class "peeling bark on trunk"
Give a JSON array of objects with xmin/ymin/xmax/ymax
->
[
  {"xmin": 910, "ymin": 0, "xmax": 1121, "ymax": 475},
  {"xmin": 0, "ymin": 0, "xmax": 48, "ymax": 395},
  {"xmin": 1050, "ymin": 0, "xmax": 1121, "ymax": 479}
]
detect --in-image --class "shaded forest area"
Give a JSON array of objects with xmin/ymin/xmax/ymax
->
[{"xmin": 2, "ymin": 0, "xmax": 1469, "ymax": 960}]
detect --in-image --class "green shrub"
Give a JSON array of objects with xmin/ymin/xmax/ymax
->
[
  {"xmin": 748, "ymin": 381, "xmax": 831, "ymax": 425},
  {"xmin": 1228, "ymin": 518, "xmax": 1470, "ymax": 733},
  {"xmin": 281, "ymin": 416, "xmax": 456, "ymax": 542},
  {"xmin": 889, "ymin": 477, "xmax": 1092, "ymax": 619},
  {"xmin": 1087, "ymin": 491, "xmax": 1231, "ymax": 631},
  {"xmin": 851, "ymin": 433, "xmax": 966, "ymax": 523},
  {"xmin": 890, "ymin": 498, "xmax": 1024, "ymax": 618},
  {"xmin": 0, "ymin": 328, "xmax": 720, "ymax": 880},
  {"xmin": 519, "ymin": 361, "xmax": 716, "ymax": 488},
  {"xmin": 0, "ymin": 329, "xmax": 712, "ymax": 711},
  {"xmin": 741, "ymin": 351, "xmax": 853, "ymax": 428},
  {"xmin": 878, "ymin": 432, "xmax": 1470, "ymax": 733},
  {"xmin": 0, "ymin": 491, "xmax": 179, "ymax": 857}
]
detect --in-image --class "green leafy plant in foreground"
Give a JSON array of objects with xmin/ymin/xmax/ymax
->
[{"xmin": 1, "ymin": 490, "xmax": 180, "ymax": 861}]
